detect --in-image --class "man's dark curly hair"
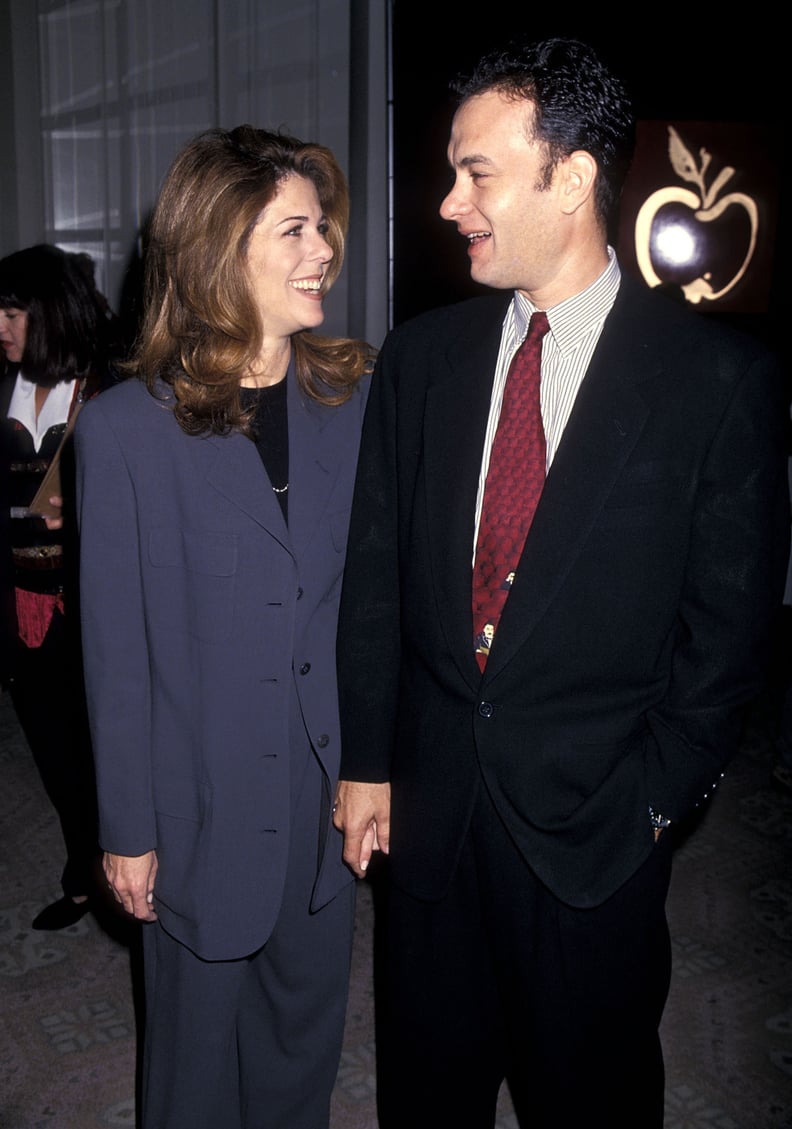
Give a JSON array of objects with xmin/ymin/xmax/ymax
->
[{"xmin": 451, "ymin": 38, "xmax": 635, "ymax": 229}]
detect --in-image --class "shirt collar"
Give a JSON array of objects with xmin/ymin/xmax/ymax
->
[
  {"xmin": 512, "ymin": 247, "xmax": 621, "ymax": 355},
  {"xmin": 7, "ymin": 372, "xmax": 77, "ymax": 452}
]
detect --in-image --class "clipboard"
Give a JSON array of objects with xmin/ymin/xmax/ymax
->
[{"xmin": 28, "ymin": 394, "xmax": 84, "ymax": 518}]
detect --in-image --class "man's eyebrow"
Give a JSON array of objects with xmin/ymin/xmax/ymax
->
[{"xmin": 458, "ymin": 154, "xmax": 494, "ymax": 168}]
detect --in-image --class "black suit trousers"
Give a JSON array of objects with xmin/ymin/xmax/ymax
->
[
  {"xmin": 9, "ymin": 608, "xmax": 99, "ymax": 897},
  {"xmin": 375, "ymin": 780, "xmax": 673, "ymax": 1129}
]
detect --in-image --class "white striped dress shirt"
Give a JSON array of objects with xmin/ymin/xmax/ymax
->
[{"xmin": 473, "ymin": 249, "xmax": 622, "ymax": 556}]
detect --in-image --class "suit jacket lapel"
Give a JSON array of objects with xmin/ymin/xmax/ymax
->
[
  {"xmin": 0, "ymin": 375, "xmax": 13, "ymax": 419},
  {"xmin": 424, "ymin": 300, "xmax": 509, "ymax": 684},
  {"xmin": 483, "ymin": 289, "xmax": 660, "ymax": 680}
]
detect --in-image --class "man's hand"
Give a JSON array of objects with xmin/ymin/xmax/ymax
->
[
  {"xmin": 332, "ymin": 780, "xmax": 391, "ymax": 878},
  {"xmin": 104, "ymin": 850, "xmax": 158, "ymax": 921}
]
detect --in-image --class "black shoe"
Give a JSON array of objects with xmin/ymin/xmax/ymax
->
[{"xmin": 32, "ymin": 896, "xmax": 92, "ymax": 931}]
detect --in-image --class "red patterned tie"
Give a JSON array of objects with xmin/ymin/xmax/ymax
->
[{"xmin": 472, "ymin": 311, "xmax": 550, "ymax": 671}]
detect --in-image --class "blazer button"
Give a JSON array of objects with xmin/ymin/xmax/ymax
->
[
  {"xmin": 297, "ymin": 587, "xmax": 304, "ymax": 599},
  {"xmin": 317, "ymin": 734, "xmax": 330, "ymax": 748},
  {"xmin": 478, "ymin": 701, "xmax": 494, "ymax": 718},
  {"xmin": 300, "ymin": 662, "xmax": 311, "ymax": 675}
]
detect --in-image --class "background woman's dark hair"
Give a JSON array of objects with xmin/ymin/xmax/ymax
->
[
  {"xmin": 0, "ymin": 243, "xmax": 117, "ymax": 388},
  {"xmin": 451, "ymin": 37, "xmax": 635, "ymax": 231},
  {"xmin": 129, "ymin": 124, "xmax": 374, "ymax": 437}
]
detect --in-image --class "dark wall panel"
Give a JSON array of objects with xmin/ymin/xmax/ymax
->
[{"xmin": 390, "ymin": 13, "xmax": 784, "ymax": 344}]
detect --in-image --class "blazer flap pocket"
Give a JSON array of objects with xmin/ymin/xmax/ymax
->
[
  {"xmin": 149, "ymin": 526, "xmax": 238, "ymax": 576},
  {"xmin": 153, "ymin": 770, "xmax": 208, "ymax": 823}
]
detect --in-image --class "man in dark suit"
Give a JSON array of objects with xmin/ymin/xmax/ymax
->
[{"xmin": 333, "ymin": 37, "xmax": 789, "ymax": 1129}]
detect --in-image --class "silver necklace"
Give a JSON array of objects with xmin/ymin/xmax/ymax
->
[{"xmin": 272, "ymin": 483, "xmax": 289, "ymax": 494}]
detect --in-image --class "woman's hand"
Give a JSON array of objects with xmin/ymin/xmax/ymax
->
[{"xmin": 104, "ymin": 849, "xmax": 159, "ymax": 921}]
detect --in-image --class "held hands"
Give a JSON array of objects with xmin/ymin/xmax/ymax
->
[
  {"xmin": 332, "ymin": 780, "xmax": 391, "ymax": 878},
  {"xmin": 104, "ymin": 849, "xmax": 158, "ymax": 922}
]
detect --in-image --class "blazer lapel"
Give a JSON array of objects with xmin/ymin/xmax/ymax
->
[
  {"xmin": 286, "ymin": 372, "xmax": 342, "ymax": 561},
  {"xmin": 197, "ymin": 367, "xmax": 344, "ymax": 561},
  {"xmin": 203, "ymin": 427, "xmax": 292, "ymax": 552}
]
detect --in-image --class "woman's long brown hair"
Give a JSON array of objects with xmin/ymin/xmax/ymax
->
[{"xmin": 128, "ymin": 124, "xmax": 374, "ymax": 436}]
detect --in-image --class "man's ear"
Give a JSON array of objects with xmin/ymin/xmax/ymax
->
[{"xmin": 559, "ymin": 150, "xmax": 598, "ymax": 215}]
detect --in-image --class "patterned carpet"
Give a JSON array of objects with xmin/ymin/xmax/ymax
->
[{"xmin": 1, "ymin": 685, "xmax": 790, "ymax": 1129}]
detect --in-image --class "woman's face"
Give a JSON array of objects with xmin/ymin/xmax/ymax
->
[
  {"xmin": 0, "ymin": 307, "xmax": 28, "ymax": 364},
  {"xmin": 245, "ymin": 174, "xmax": 334, "ymax": 345}
]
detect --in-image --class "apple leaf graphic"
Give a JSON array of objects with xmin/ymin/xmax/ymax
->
[
  {"xmin": 668, "ymin": 125, "xmax": 706, "ymax": 189},
  {"xmin": 666, "ymin": 124, "xmax": 735, "ymax": 210}
]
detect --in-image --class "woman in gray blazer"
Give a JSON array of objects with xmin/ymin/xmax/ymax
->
[{"xmin": 74, "ymin": 125, "xmax": 374, "ymax": 1129}]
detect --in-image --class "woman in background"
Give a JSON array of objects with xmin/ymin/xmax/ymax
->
[
  {"xmin": 0, "ymin": 244, "xmax": 114, "ymax": 930},
  {"xmin": 74, "ymin": 125, "xmax": 374, "ymax": 1129}
]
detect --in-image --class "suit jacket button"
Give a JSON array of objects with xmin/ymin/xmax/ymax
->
[
  {"xmin": 300, "ymin": 662, "xmax": 311, "ymax": 675},
  {"xmin": 478, "ymin": 701, "xmax": 494, "ymax": 718},
  {"xmin": 317, "ymin": 734, "xmax": 330, "ymax": 748}
]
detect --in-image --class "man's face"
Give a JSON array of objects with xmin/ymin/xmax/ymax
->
[{"xmin": 440, "ymin": 91, "xmax": 567, "ymax": 302}]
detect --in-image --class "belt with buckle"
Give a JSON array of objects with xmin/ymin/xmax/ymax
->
[{"xmin": 12, "ymin": 545, "xmax": 64, "ymax": 571}]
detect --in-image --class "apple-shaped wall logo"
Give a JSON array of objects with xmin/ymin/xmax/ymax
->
[{"xmin": 634, "ymin": 125, "xmax": 758, "ymax": 305}]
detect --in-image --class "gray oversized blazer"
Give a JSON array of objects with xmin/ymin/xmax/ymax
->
[{"xmin": 75, "ymin": 367, "xmax": 368, "ymax": 960}]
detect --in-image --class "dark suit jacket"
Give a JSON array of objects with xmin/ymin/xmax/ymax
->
[
  {"xmin": 75, "ymin": 371, "xmax": 368, "ymax": 960},
  {"xmin": 1, "ymin": 376, "xmax": 20, "ymax": 681},
  {"xmin": 0, "ymin": 414, "xmax": 16, "ymax": 685},
  {"xmin": 337, "ymin": 274, "xmax": 789, "ymax": 908}
]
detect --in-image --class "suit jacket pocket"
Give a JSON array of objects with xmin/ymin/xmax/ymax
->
[
  {"xmin": 597, "ymin": 470, "xmax": 687, "ymax": 530},
  {"xmin": 153, "ymin": 770, "xmax": 211, "ymax": 921},
  {"xmin": 148, "ymin": 526, "xmax": 238, "ymax": 641}
]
